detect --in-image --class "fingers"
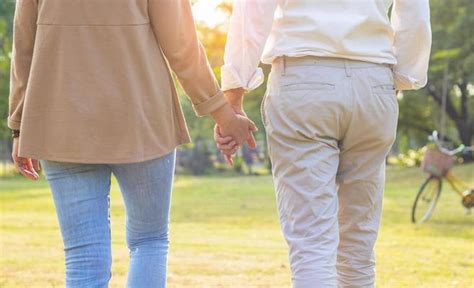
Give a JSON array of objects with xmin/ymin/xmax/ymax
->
[
  {"xmin": 32, "ymin": 159, "xmax": 41, "ymax": 172},
  {"xmin": 245, "ymin": 118, "xmax": 258, "ymax": 149},
  {"xmin": 217, "ymin": 141, "xmax": 237, "ymax": 151},
  {"xmin": 14, "ymin": 157, "xmax": 39, "ymax": 181},
  {"xmin": 248, "ymin": 119, "xmax": 258, "ymax": 132},
  {"xmin": 220, "ymin": 145, "xmax": 239, "ymax": 156},
  {"xmin": 224, "ymin": 155, "xmax": 234, "ymax": 166},
  {"xmin": 215, "ymin": 125, "xmax": 238, "ymax": 151},
  {"xmin": 228, "ymin": 146, "xmax": 239, "ymax": 155},
  {"xmin": 214, "ymin": 125, "xmax": 234, "ymax": 144},
  {"xmin": 11, "ymin": 138, "xmax": 39, "ymax": 181},
  {"xmin": 247, "ymin": 133, "xmax": 257, "ymax": 149},
  {"xmin": 216, "ymin": 136, "xmax": 234, "ymax": 145}
]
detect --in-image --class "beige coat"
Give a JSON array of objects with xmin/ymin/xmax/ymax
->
[{"xmin": 8, "ymin": 0, "xmax": 226, "ymax": 163}]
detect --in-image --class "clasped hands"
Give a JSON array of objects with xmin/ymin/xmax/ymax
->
[{"xmin": 212, "ymin": 88, "xmax": 257, "ymax": 166}]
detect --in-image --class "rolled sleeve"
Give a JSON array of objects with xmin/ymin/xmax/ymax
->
[
  {"xmin": 221, "ymin": 64, "xmax": 265, "ymax": 91},
  {"xmin": 222, "ymin": 0, "xmax": 277, "ymax": 92},
  {"xmin": 394, "ymin": 70, "xmax": 427, "ymax": 91},
  {"xmin": 192, "ymin": 90, "xmax": 227, "ymax": 117},
  {"xmin": 7, "ymin": 118, "xmax": 22, "ymax": 130}
]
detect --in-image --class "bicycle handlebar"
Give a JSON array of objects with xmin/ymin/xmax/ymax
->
[{"xmin": 429, "ymin": 131, "xmax": 473, "ymax": 156}]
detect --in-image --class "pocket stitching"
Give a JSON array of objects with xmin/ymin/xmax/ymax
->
[
  {"xmin": 370, "ymin": 85, "xmax": 399, "ymax": 114},
  {"xmin": 372, "ymin": 84, "xmax": 396, "ymax": 93},
  {"xmin": 281, "ymin": 82, "xmax": 335, "ymax": 92}
]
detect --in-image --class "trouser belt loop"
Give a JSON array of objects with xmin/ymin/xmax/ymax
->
[
  {"xmin": 344, "ymin": 59, "xmax": 352, "ymax": 77},
  {"xmin": 282, "ymin": 56, "xmax": 287, "ymax": 75}
]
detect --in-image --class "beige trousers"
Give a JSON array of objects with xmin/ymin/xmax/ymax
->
[{"xmin": 262, "ymin": 56, "xmax": 398, "ymax": 288}]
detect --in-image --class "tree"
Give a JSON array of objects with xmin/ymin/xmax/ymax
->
[
  {"xmin": 399, "ymin": 0, "xmax": 473, "ymax": 155},
  {"xmin": 0, "ymin": 0, "xmax": 15, "ymax": 141},
  {"xmin": 427, "ymin": 0, "xmax": 473, "ymax": 150}
]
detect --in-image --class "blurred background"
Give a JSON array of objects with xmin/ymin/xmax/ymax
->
[
  {"xmin": 0, "ymin": 0, "xmax": 473, "ymax": 287},
  {"xmin": 0, "ymin": 0, "xmax": 473, "ymax": 175}
]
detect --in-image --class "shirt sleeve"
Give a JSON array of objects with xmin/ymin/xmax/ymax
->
[
  {"xmin": 148, "ymin": 0, "xmax": 226, "ymax": 117},
  {"xmin": 391, "ymin": 0, "xmax": 432, "ymax": 90},
  {"xmin": 8, "ymin": 0, "xmax": 38, "ymax": 130},
  {"xmin": 221, "ymin": 0, "xmax": 278, "ymax": 92}
]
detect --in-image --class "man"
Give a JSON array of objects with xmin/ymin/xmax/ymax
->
[{"xmin": 215, "ymin": 0, "xmax": 431, "ymax": 287}]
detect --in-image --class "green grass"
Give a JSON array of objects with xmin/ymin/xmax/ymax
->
[{"xmin": 1, "ymin": 164, "xmax": 473, "ymax": 287}]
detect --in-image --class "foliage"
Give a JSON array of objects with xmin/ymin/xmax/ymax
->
[
  {"xmin": 399, "ymin": 0, "xmax": 474, "ymax": 152},
  {"xmin": 0, "ymin": 0, "xmax": 14, "ymax": 140},
  {"xmin": 388, "ymin": 147, "xmax": 427, "ymax": 167},
  {"xmin": 177, "ymin": 138, "xmax": 213, "ymax": 175}
]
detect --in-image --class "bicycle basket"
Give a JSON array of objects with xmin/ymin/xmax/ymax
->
[{"xmin": 421, "ymin": 148, "xmax": 455, "ymax": 177}]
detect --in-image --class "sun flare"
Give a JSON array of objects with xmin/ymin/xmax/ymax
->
[{"xmin": 192, "ymin": 0, "xmax": 228, "ymax": 27}]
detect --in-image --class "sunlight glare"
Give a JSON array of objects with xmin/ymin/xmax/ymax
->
[{"xmin": 193, "ymin": 0, "xmax": 228, "ymax": 27}]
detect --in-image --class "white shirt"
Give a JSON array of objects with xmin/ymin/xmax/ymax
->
[{"xmin": 221, "ymin": 0, "xmax": 432, "ymax": 91}]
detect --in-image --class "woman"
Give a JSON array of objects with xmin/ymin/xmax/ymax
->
[{"xmin": 9, "ymin": 0, "xmax": 256, "ymax": 287}]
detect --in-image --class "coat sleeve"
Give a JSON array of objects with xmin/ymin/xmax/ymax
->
[
  {"xmin": 8, "ymin": 0, "xmax": 38, "ymax": 130},
  {"xmin": 221, "ymin": 0, "xmax": 278, "ymax": 92},
  {"xmin": 148, "ymin": 0, "xmax": 226, "ymax": 116}
]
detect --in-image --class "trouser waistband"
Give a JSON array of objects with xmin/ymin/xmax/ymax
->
[{"xmin": 273, "ymin": 55, "xmax": 392, "ymax": 77}]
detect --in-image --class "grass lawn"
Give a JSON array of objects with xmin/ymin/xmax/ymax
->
[{"xmin": 0, "ymin": 164, "xmax": 473, "ymax": 287}]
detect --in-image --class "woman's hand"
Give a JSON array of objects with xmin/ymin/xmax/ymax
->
[{"xmin": 12, "ymin": 138, "xmax": 40, "ymax": 180}]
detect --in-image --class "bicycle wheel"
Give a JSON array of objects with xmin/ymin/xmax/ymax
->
[{"xmin": 412, "ymin": 176, "xmax": 442, "ymax": 223}]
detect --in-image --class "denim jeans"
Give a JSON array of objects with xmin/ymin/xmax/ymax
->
[{"xmin": 41, "ymin": 150, "xmax": 176, "ymax": 288}]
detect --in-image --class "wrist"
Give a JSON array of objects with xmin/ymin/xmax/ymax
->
[
  {"xmin": 224, "ymin": 88, "xmax": 245, "ymax": 109},
  {"xmin": 210, "ymin": 102, "xmax": 237, "ymax": 127},
  {"xmin": 11, "ymin": 129, "xmax": 20, "ymax": 139}
]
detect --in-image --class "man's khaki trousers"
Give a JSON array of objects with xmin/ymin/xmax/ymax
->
[{"xmin": 262, "ymin": 56, "xmax": 399, "ymax": 288}]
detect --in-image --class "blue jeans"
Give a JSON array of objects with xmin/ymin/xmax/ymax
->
[{"xmin": 41, "ymin": 150, "xmax": 176, "ymax": 288}]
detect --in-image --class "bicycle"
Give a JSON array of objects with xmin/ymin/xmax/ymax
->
[{"xmin": 411, "ymin": 131, "xmax": 474, "ymax": 224}]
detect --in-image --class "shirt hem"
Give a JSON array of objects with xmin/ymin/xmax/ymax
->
[
  {"xmin": 18, "ymin": 139, "xmax": 191, "ymax": 164},
  {"xmin": 37, "ymin": 22, "xmax": 151, "ymax": 27},
  {"xmin": 262, "ymin": 51, "xmax": 397, "ymax": 66}
]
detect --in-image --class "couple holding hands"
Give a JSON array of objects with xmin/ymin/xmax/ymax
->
[{"xmin": 9, "ymin": 0, "xmax": 431, "ymax": 287}]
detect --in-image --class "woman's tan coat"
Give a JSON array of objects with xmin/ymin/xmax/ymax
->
[{"xmin": 8, "ymin": 0, "xmax": 226, "ymax": 163}]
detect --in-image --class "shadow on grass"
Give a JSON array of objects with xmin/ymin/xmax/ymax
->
[
  {"xmin": 410, "ymin": 216, "xmax": 473, "ymax": 240},
  {"xmin": 422, "ymin": 217, "xmax": 473, "ymax": 227}
]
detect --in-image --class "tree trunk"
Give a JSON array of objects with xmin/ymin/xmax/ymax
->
[
  {"xmin": 427, "ymin": 83, "xmax": 473, "ymax": 162},
  {"xmin": 456, "ymin": 120, "xmax": 473, "ymax": 162}
]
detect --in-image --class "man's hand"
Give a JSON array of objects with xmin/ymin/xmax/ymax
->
[
  {"xmin": 224, "ymin": 88, "xmax": 246, "ymax": 110},
  {"xmin": 222, "ymin": 88, "xmax": 257, "ymax": 148},
  {"xmin": 12, "ymin": 138, "xmax": 40, "ymax": 180}
]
